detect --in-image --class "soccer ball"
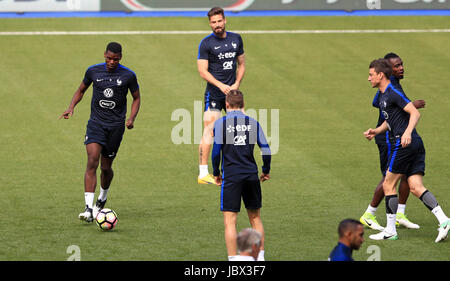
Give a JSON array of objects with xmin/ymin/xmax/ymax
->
[{"xmin": 95, "ymin": 208, "xmax": 118, "ymax": 230}]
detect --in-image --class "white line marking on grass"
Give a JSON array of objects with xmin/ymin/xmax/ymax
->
[{"xmin": 1, "ymin": 29, "xmax": 450, "ymax": 36}]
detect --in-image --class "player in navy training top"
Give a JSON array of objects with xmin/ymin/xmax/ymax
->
[
  {"xmin": 364, "ymin": 58, "xmax": 450, "ymax": 242},
  {"xmin": 196, "ymin": 7, "xmax": 246, "ymax": 185},
  {"xmin": 329, "ymin": 219, "xmax": 364, "ymax": 261},
  {"xmin": 360, "ymin": 53, "xmax": 424, "ymax": 231},
  {"xmin": 60, "ymin": 42, "xmax": 141, "ymax": 222},
  {"xmin": 211, "ymin": 90, "xmax": 270, "ymax": 261}
]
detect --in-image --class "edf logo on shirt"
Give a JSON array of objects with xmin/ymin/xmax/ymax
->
[
  {"xmin": 227, "ymin": 124, "xmax": 252, "ymax": 133},
  {"xmin": 218, "ymin": 52, "xmax": 236, "ymax": 60}
]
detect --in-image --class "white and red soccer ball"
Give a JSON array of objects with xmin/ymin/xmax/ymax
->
[{"xmin": 95, "ymin": 208, "xmax": 118, "ymax": 230}]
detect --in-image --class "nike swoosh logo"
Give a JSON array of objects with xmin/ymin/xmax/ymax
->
[
  {"xmin": 214, "ymin": 46, "xmax": 221, "ymax": 49},
  {"xmin": 383, "ymin": 235, "xmax": 395, "ymax": 239},
  {"xmin": 363, "ymin": 218, "xmax": 372, "ymax": 226}
]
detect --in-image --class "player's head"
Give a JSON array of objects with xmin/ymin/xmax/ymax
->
[
  {"xmin": 368, "ymin": 58, "xmax": 392, "ymax": 89},
  {"xmin": 237, "ymin": 228, "xmax": 262, "ymax": 260},
  {"xmin": 208, "ymin": 7, "xmax": 226, "ymax": 37},
  {"xmin": 104, "ymin": 42, "xmax": 122, "ymax": 72},
  {"xmin": 384, "ymin": 52, "xmax": 404, "ymax": 80},
  {"xmin": 226, "ymin": 90, "xmax": 244, "ymax": 110},
  {"xmin": 338, "ymin": 219, "xmax": 364, "ymax": 250}
]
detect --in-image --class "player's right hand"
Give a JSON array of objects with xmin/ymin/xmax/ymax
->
[
  {"xmin": 59, "ymin": 109, "xmax": 73, "ymax": 120},
  {"xmin": 219, "ymin": 83, "xmax": 231, "ymax": 95},
  {"xmin": 363, "ymin": 129, "xmax": 376, "ymax": 140},
  {"xmin": 214, "ymin": 175, "xmax": 222, "ymax": 186}
]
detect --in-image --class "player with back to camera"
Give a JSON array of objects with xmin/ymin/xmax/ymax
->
[
  {"xmin": 329, "ymin": 219, "xmax": 364, "ymax": 261},
  {"xmin": 232, "ymin": 228, "xmax": 262, "ymax": 261},
  {"xmin": 364, "ymin": 58, "xmax": 450, "ymax": 242},
  {"xmin": 360, "ymin": 53, "xmax": 425, "ymax": 231},
  {"xmin": 211, "ymin": 90, "xmax": 271, "ymax": 261},
  {"xmin": 197, "ymin": 7, "xmax": 246, "ymax": 185},
  {"xmin": 59, "ymin": 42, "xmax": 141, "ymax": 222}
]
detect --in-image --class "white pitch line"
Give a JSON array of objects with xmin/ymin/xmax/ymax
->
[{"xmin": 1, "ymin": 29, "xmax": 450, "ymax": 36}]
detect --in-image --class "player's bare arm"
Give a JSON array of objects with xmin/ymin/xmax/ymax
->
[
  {"xmin": 231, "ymin": 54, "xmax": 245, "ymax": 91},
  {"xmin": 197, "ymin": 59, "xmax": 231, "ymax": 95},
  {"xmin": 59, "ymin": 82, "xmax": 89, "ymax": 119},
  {"xmin": 401, "ymin": 102, "xmax": 421, "ymax": 148},
  {"xmin": 126, "ymin": 89, "xmax": 141, "ymax": 130}
]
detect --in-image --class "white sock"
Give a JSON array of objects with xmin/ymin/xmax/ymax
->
[
  {"xmin": 366, "ymin": 204, "xmax": 377, "ymax": 215},
  {"xmin": 431, "ymin": 206, "xmax": 449, "ymax": 225},
  {"xmin": 199, "ymin": 165, "xmax": 209, "ymax": 178},
  {"xmin": 257, "ymin": 250, "xmax": 265, "ymax": 261},
  {"xmin": 397, "ymin": 204, "xmax": 406, "ymax": 215},
  {"xmin": 386, "ymin": 213, "xmax": 397, "ymax": 234},
  {"xmin": 84, "ymin": 192, "xmax": 94, "ymax": 209},
  {"xmin": 98, "ymin": 187, "xmax": 109, "ymax": 202}
]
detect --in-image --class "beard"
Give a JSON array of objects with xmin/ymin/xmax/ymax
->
[{"xmin": 213, "ymin": 26, "xmax": 225, "ymax": 36}]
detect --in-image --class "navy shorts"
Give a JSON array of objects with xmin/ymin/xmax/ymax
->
[
  {"xmin": 220, "ymin": 173, "xmax": 262, "ymax": 212},
  {"xmin": 84, "ymin": 120, "xmax": 125, "ymax": 159},
  {"xmin": 204, "ymin": 91, "xmax": 226, "ymax": 112},
  {"xmin": 387, "ymin": 136, "xmax": 425, "ymax": 177}
]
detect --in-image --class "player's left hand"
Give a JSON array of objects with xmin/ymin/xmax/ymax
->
[
  {"xmin": 260, "ymin": 173, "xmax": 270, "ymax": 182},
  {"xmin": 126, "ymin": 119, "xmax": 134, "ymax": 129},
  {"xmin": 401, "ymin": 132, "xmax": 411, "ymax": 147}
]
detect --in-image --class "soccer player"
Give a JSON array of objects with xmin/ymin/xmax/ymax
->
[
  {"xmin": 211, "ymin": 90, "xmax": 271, "ymax": 261},
  {"xmin": 329, "ymin": 219, "xmax": 364, "ymax": 261},
  {"xmin": 59, "ymin": 42, "xmax": 141, "ymax": 222},
  {"xmin": 197, "ymin": 7, "xmax": 246, "ymax": 185},
  {"xmin": 360, "ymin": 53, "xmax": 425, "ymax": 230},
  {"xmin": 364, "ymin": 58, "xmax": 450, "ymax": 242}
]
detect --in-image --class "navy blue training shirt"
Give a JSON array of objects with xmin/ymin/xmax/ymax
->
[
  {"xmin": 372, "ymin": 76, "xmax": 404, "ymax": 144},
  {"xmin": 83, "ymin": 63, "xmax": 139, "ymax": 126},
  {"xmin": 212, "ymin": 110, "xmax": 271, "ymax": 179},
  {"xmin": 328, "ymin": 242, "xmax": 353, "ymax": 261},
  {"xmin": 197, "ymin": 32, "xmax": 244, "ymax": 99},
  {"xmin": 378, "ymin": 83, "xmax": 417, "ymax": 138}
]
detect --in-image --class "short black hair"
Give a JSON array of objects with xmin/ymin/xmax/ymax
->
[
  {"xmin": 338, "ymin": 219, "xmax": 362, "ymax": 238},
  {"xmin": 384, "ymin": 52, "xmax": 400, "ymax": 60},
  {"xmin": 106, "ymin": 42, "xmax": 122, "ymax": 54}
]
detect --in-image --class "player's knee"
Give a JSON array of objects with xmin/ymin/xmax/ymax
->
[
  {"xmin": 408, "ymin": 182, "xmax": 425, "ymax": 197},
  {"xmin": 86, "ymin": 157, "xmax": 99, "ymax": 170},
  {"xmin": 247, "ymin": 209, "xmax": 261, "ymax": 220},
  {"xmin": 201, "ymin": 130, "xmax": 214, "ymax": 144},
  {"xmin": 382, "ymin": 182, "xmax": 396, "ymax": 194},
  {"xmin": 100, "ymin": 165, "xmax": 113, "ymax": 175},
  {"xmin": 407, "ymin": 174, "xmax": 426, "ymax": 196}
]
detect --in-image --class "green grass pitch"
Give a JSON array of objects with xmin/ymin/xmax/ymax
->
[{"xmin": 0, "ymin": 16, "xmax": 450, "ymax": 261}]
